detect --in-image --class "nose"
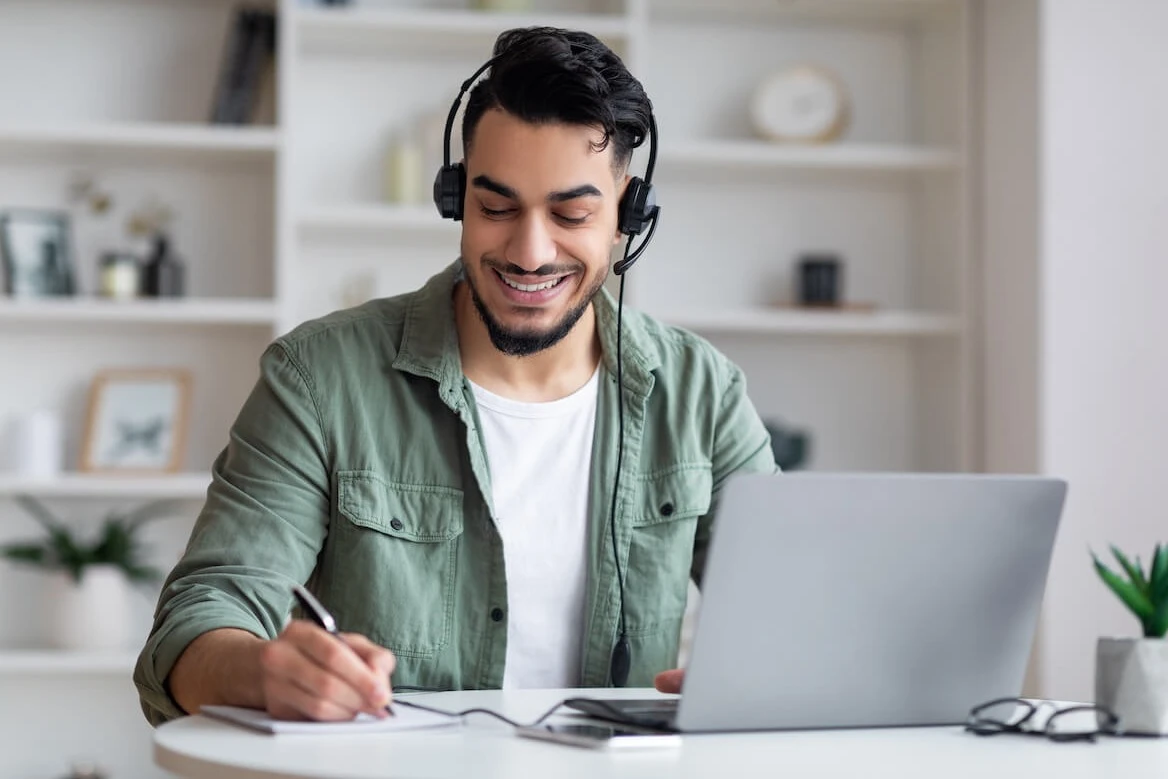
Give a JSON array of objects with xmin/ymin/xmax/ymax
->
[{"xmin": 505, "ymin": 211, "xmax": 557, "ymax": 272}]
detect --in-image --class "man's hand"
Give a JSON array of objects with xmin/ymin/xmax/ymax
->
[
  {"xmin": 654, "ymin": 668, "xmax": 685, "ymax": 694},
  {"xmin": 259, "ymin": 620, "xmax": 397, "ymax": 721}
]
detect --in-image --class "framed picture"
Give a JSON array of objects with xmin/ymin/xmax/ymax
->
[
  {"xmin": 80, "ymin": 369, "xmax": 193, "ymax": 473},
  {"xmin": 0, "ymin": 209, "xmax": 75, "ymax": 297}
]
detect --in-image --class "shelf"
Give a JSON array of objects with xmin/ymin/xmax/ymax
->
[
  {"xmin": 651, "ymin": 0, "xmax": 958, "ymax": 25},
  {"xmin": 0, "ymin": 473, "xmax": 210, "ymax": 499},
  {"xmin": 0, "ymin": 298, "xmax": 279, "ymax": 327},
  {"xmin": 298, "ymin": 204, "xmax": 458, "ymax": 236},
  {"xmin": 0, "ymin": 122, "xmax": 280, "ymax": 161},
  {"xmin": 295, "ymin": 7, "xmax": 633, "ymax": 53},
  {"xmin": 659, "ymin": 307, "xmax": 962, "ymax": 337},
  {"xmin": 661, "ymin": 141, "xmax": 961, "ymax": 173},
  {"xmin": 0, "ymin": 650, "xmax": 137, "ymax": 675}
]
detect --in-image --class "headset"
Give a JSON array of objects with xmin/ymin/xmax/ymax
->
[{"xmin": 432, "ymin": 46, "xmax": 662, "ymax": 688}]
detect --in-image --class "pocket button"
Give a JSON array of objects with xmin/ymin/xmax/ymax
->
[
  {"xmin": 660, "ymin": 502, "xmax": 675, "ymax": 517},
  {"xmin": 390, "ymin": 518, "xmax": 404, "ymax": 531}
]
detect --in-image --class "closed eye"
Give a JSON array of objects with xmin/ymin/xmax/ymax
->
[{"xmin": 480, "ymin": 206, "xmax": 514, "ymax": 219}]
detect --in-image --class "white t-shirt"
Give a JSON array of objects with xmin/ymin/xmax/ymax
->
[{"xmin": 469, "ymin": 368, "xmax": 600, "ymax": 689}]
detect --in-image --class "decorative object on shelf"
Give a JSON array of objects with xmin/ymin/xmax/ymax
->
[
  {"xmin": 797, "ymin": 253, "xmax": 843, "ymax": 307},
  {"xmin": 210, "ymin": 8, "xmax": 278, "ymax": 125},
  {"xmin": 472, "ymin": 0, "xmax": 535, "ymax": 11},
  {"xmin": 57, "ymin": 763, "xmax": 109, "ymax": 779},
  {"xmin": 141, "ymin": 233, "xmax": 186, "ymax": 298},
  {"xmin": 97, "ymin": 251, "xmax": 142, "ymax": 300},
  {"xmin": 0, "ymin": 495, "xmax": 177, "ymax": 651},
  {"xmin": 68, "ymin": 174, "xmax": 114, "ymax": 217},
  {"xmin": 80, "ymin": 368, "xmax": 192, "ymax": 474},
  {"xmin": 1092, "ymin": 543, "xmax": 1168, "ymax": 735},
  {"xmin": 126, "ymin": 194, "xmax": 175, "ymax": 243},
  {"xmin": 337, "ymin": 270, "xmax": 378, "ymax": 310},
  {"xmin": 3, "ymin": 410, "xmax": 65, "ymax": 478},
  {"xmin": 387, "ymin": 127, "xmax": 425, "ymax": 205},
  {"xmin": 752, "ymin": 65, "xmax": 850, "ymax": 144},
  {"xmin": 0, "ymin": 209, "xmax": 75, "ymax": 297},
  {"xmin": 762, "ymin": 418, "xmax": 811, "ymax": 471}
]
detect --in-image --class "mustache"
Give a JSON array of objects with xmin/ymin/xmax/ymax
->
[{"xmin": 482, "ymin": 258, "xmax": 582, "ymax": 277}]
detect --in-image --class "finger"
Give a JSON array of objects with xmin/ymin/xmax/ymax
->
[
  {"xmin": 654, "ymin": 668, "xmax": 685, "ymax": 694},
  {"xmin": 266, "ymin": 677, "xmax": 368, "ymax": 722},
  {"xmin": 280, "ymin": 622, "xmax": 389, "ymax": 713},
  {"xmin": 340, "ymin": 632, "xmax": 397, "ymax": 679}
]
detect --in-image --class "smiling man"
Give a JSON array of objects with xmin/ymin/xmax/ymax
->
[{"xmin": 134, "ymin": 27, "xmax": 776, "ymax": 726}]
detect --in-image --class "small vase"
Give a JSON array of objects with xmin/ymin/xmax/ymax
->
[
  {"xmin": 141, "ymin": 234, "xmax": 185, "ymax": 297},
  {"xmin": 1096, "ymin": 637, "xmax": 1168, "ymax": 735},
  {"xmin": 45, "ymin": 566, "xmax": 134, "ymax": 651}
]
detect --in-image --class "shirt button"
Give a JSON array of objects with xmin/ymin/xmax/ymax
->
[
  {"xmin": 660, "ymin": 502, "xmax": 675, "ymax": 517},
  {"xmin": 390, "ymin": 518, "xmax": 404, "ymax": 531},
  {"xmin": 490, "ymin": 608, "xmax": 504, "ymax": 622}
]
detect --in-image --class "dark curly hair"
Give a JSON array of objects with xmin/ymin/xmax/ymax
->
[{"xmin": 462, "ymin": 27, "xmax": 653, "ymax": 171}]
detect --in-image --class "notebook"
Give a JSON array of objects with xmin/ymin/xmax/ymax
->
[{"xmin": 202, "ymin": 703, "xmax": 459, "ymax": 735}]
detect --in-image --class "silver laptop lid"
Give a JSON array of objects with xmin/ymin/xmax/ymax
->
[{"xmin": 676, "ymin": 472, "xmax": 1066, "ymax": 732}]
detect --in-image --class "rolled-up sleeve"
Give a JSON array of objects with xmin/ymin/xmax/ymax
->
[
  {"xmin": 690, "ymin": 363, "xmax": 778, "ymax": 587},
  {"xmin": 133, "ymin": 341, "xmax": 331, "ymax": 726}
]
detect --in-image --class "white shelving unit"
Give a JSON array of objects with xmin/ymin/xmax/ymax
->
[
  {"xmin": 0, "ymin": 473, "xmax": 211, "ymax": 500},
  {"xmin": 0, "ymin": 650, "xmax": 138, "ymax": 675},
  {"xmin": 0, "ymin": 298, "xmax": 279, "ymax": 326},
  {"xmin": 662, "ymin": 308, "xmax": 962, "ymax": 338},
  {"xmin": 0, "ymin": 0, "xmax": 974, "ymax": 775},
  {"xmin": 661, "ymin": 140, "xmax": 962, "ymax": 172},
  {"xmin": 0, "ymin": 122, "xmax": 281, "ymax": 157}
]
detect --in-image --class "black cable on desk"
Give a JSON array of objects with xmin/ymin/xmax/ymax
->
[{"xmin": 393, "ymin": 697, "xmax": 567, "ymax": 730}]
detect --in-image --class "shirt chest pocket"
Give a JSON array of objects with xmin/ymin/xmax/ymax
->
[
  {"xmin": 324, "ymin": 471, "xmax": 464, "ymax": 658},
  {"xmin": 623, "ymin": 465, "xmax": 713, "ymax": 633}
]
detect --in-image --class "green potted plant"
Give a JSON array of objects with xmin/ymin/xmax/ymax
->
[
  {"xmin": 1092, "ymin": 544, "xmax": 1168, "ymax": 735},
  {"xmin": 0, "ymin": 495, "xmax": 176, "ymax": 651}
]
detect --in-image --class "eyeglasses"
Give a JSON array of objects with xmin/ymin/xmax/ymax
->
[{"xmin": 965, "ymin": 697, "xmax": 1122, "ymax": 743}]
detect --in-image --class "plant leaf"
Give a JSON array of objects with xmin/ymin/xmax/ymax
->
[
  {"xmin": 13, "ymin": 495, "xmax": 64, "ymax": 534},
  {"xmin": 1094, "ymin": 553, "xmax": 1156, "ymax": 625},
  {"xmin": 1111, "ymin": 545, "xmax": 1149, "ymax": 593},
  {"xmin": 1150, "ymin": 544, "xmax": 1168, "ymax": 601},
  {"xmin": 0, "ymin": 544, "xmax": 48, "ymax": 565}
]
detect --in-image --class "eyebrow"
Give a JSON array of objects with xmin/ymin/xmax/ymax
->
[{"xmin": 472, "ymin": 174, "xmax": 602, "ymax": 204}]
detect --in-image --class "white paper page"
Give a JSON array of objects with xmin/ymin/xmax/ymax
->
[{"xmin": 202, "ymin": 704, "xmax": 460, "ymax": 735}]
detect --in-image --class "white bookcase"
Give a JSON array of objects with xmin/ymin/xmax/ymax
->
[{"xmin": 0, "ymin": 0, "xmax": 972, "ymax": 776}]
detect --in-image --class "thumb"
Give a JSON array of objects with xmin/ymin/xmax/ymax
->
[{"xmin": 654, "ymin": 668, "xmax": 685, "ymax": 694}]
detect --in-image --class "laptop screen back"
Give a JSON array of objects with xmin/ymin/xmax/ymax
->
[{"xmin": 676, "ymin": 473, "xmax": 1066, "ymax": 732}]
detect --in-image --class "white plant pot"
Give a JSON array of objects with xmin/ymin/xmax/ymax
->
[
  {"xmin": 45, "ymin": 566, "xmax": 134, "ymax": 652},
  {"xmin": 1096, "ymin": 637, "xmax": 1168, "ymax": 735}
]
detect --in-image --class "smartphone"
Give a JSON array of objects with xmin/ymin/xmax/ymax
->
[{"xmin": 517, "ymin": 723, "xmax": 682, "ymax": 750}]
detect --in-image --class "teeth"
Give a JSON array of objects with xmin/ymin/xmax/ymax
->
[{"xmin": 500, "ymin": 275, "xmax": 562, "ymax": 292}]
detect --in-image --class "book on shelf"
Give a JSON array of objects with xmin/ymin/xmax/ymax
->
[{"xmin": 209, "ymin": 8, "xmax": 278, "ymax": 126}]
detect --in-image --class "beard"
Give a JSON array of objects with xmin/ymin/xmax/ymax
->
[{"xmin": 464, "ymin": 257, "xmax": 607, "ymax": 357}]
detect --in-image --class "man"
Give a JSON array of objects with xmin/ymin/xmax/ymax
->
[{"xmin": 134, "ymin": 26, "xmax": 776, "ymax": 726}]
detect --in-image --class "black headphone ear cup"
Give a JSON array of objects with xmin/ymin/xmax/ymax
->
[
  {"xmin": 618, "ymin": 177, "xmax": 655, "ymax": 236},
  {"xmin": 433, "ymin": 163, "xmax": 466, "ymax": 221}
]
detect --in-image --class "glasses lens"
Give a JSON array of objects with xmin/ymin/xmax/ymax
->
[
  {"xmin": 972, "ymin": 699, "xmax": 1032, "ymax": 728},
  {"xmin": 1045, "ymin": 707, "xmax": 1107, "ymax": 739}
]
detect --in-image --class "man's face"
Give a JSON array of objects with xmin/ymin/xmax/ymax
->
[{"xmin": 460, "ymin": 109, "xmax": 623, "ymax": 356}]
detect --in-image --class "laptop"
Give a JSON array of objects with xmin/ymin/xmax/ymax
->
[{"xmin": 567, "ymin": 472, "xmax": 1066, "ymax": 733}]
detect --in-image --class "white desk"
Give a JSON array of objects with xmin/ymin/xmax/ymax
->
[{"xmin": 155, "ymin": 688, "xmax": 1168, "ymax": 779}]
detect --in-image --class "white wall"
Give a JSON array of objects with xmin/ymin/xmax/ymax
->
[
  {"xmin": 985, "ymin": 0, "xmax": 1168, "ymax": 701},
  {"xmin": 1035, "ymin": 0, "xmax": 1168, "ymax": 701}
]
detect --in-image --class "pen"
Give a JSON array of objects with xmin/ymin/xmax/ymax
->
[{"xmin": 291, "ymin": 583, "xmax": 395, "ymax": 717}]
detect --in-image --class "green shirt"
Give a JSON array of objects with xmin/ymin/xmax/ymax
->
[{"xmin": 134, "ymin": 262, "xmax": 777, "ymax": 726}]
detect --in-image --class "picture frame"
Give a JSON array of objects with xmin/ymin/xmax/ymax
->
[
  {"xmin": 80, "ymin": 369, "xmax": 193, "ymax": 474},
  {"xmin": 0, "ymin": 209, "xmax": 75, "ymax": 297}
]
